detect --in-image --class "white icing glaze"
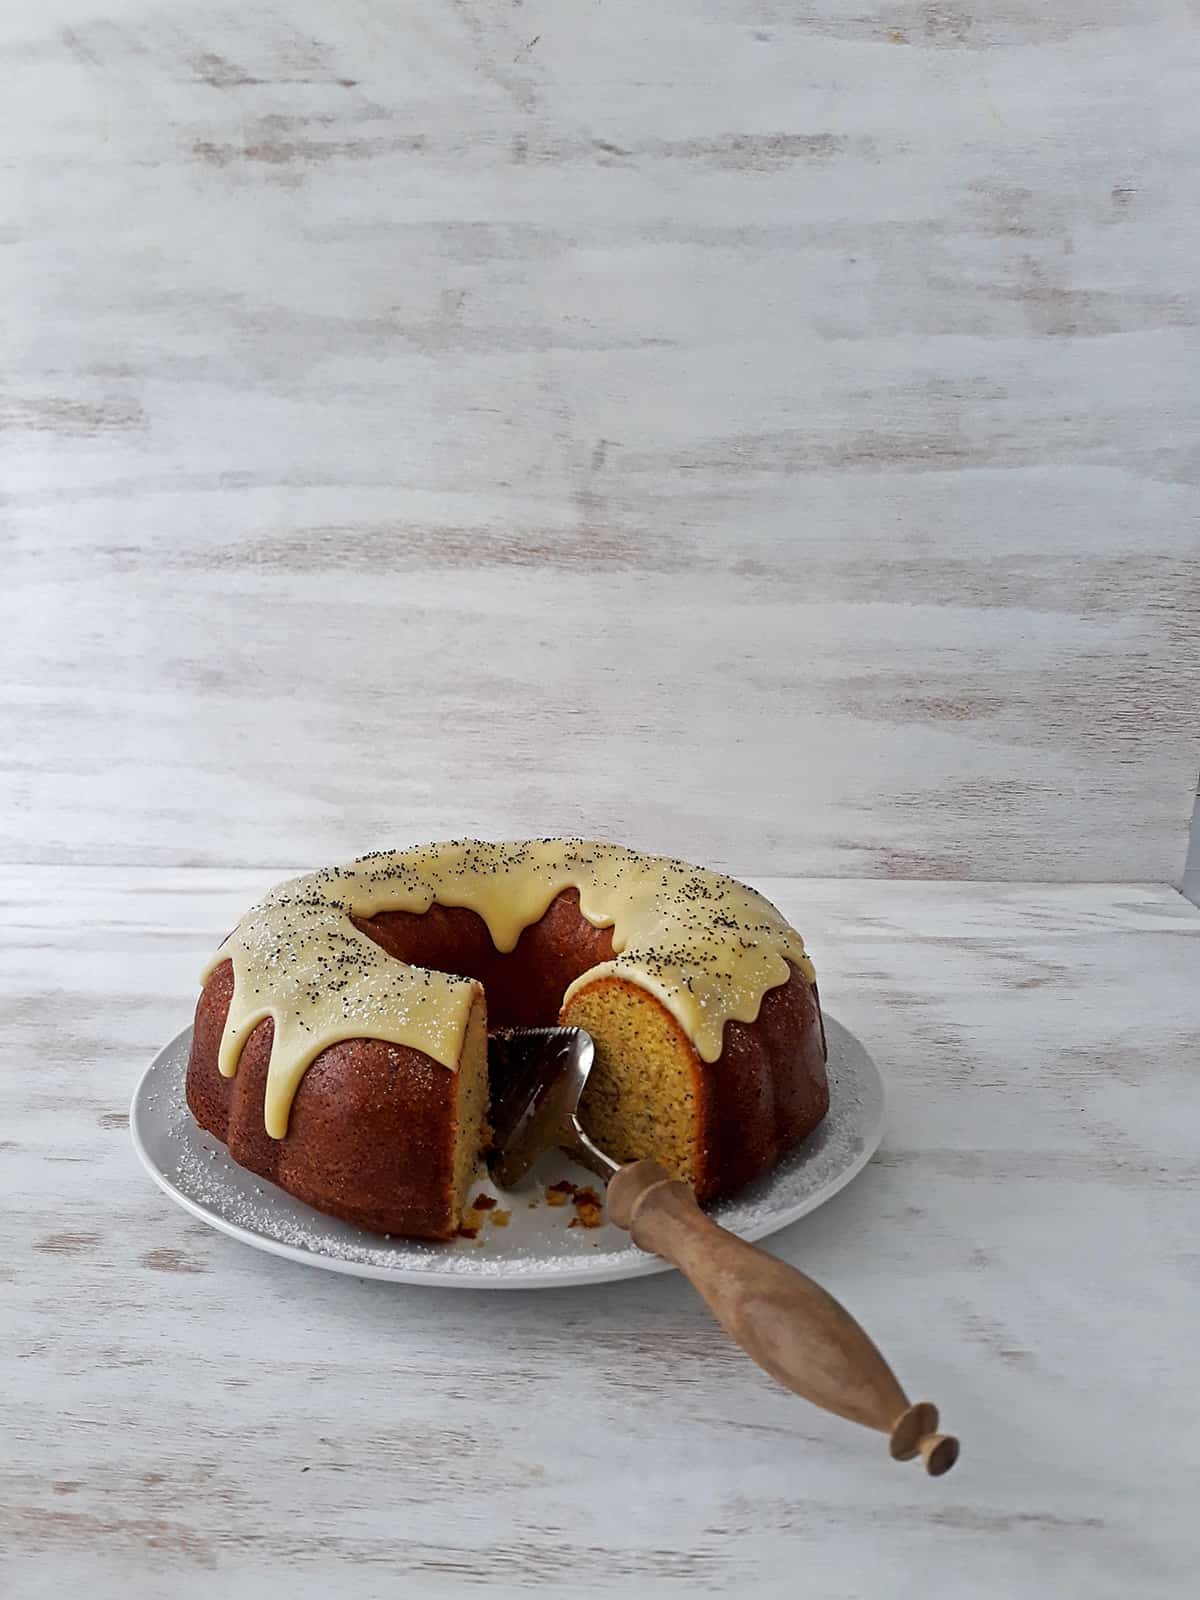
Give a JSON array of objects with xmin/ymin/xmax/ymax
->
[{"xmin": 202, "ymin": 839, "xmax": 815, "ymax": 1138}]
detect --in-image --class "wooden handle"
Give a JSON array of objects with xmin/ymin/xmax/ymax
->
[{"xmin": 607, "ymin": 1160, "xmax": 959, "ymax": 1476}]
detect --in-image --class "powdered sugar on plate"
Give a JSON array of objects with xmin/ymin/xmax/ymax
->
[{"xmin": 130, "ymin": 1017, "xmax": 884, "ymax": 1288}]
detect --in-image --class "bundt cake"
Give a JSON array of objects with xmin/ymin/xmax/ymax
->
[{"xmin": 186, "ymin": 839, "xmax": 829, "ymax": 1239}]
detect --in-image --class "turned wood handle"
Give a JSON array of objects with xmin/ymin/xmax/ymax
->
[{"xmin": 607, "ymin": 1160, "xmax": 959, "ymax": 1476}]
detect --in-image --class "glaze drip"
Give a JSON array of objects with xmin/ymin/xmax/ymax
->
[{"xmin": 202, "ymin": 839, "xmax": 815, "ymax": 1138}]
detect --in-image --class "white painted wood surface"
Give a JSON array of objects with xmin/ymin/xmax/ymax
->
[
  {"xmin": 4, "ymin": 867, "xmax": 1199, "ymax": 1597},
  {"xmin": 2, "ymin": 1, "xmax": 1198, "ymax": 880},
  {"xmin": 4, "ymin": 4, "xmax": 1199, "ymax": 1594}
]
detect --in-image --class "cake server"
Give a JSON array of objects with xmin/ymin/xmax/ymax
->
[{"xmin": 488, "ymin": 1026, "xmax": 959, "ymax": 1476}]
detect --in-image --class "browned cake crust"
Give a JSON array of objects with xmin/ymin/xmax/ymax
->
[
  {"xmin": 189, "ymin": 959, "xmax": 462, "ymax": 1238},
  {"xmin": 360, "ymin": 888, "xmax": 619, "ymax": 1026},
  {"xmin": 698, "ymin": 960, "xmax": 828, "ymax": 1200},
  {"xmin": 186, "ymin": 888, "xmax": 828, "ymax": 1234}
]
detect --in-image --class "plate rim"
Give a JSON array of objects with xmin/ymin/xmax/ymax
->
[{"xmin": 130, "ymin": 1016, "xmax": 886, "ymax": 1289}]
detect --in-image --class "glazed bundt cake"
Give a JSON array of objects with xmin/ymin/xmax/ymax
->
[{"xmin": 186, "ymin": 840, "xmax": 829, "ymax": 1239}]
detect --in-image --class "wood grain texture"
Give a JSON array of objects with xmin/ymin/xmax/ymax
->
[
  {"xmin": 606, "ymin": 1158, "xmax": 959, "ymax": 1473},
  {"xmin": 3, "ymin": 865, "xmax": 1199, "ymax": 1597},
  {"xmin": 1184, "ymin": 786, "xmax": 1200, "ymax": 904},
  {"xmin": 2, "ymin": 1, "xmax": 1198, "ymax": 880}
]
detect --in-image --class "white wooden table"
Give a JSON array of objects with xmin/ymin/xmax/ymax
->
[
  {"xmin": 4, "ymin": 869, "xmax": 1199, "ymax": 1597},
  {"xmin": 4, "ymin": 1, "xmax": 1200, "ymax": 1594}
]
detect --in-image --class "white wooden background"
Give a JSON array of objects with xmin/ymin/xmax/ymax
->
[
  {"xmin": 2, "ymin": 0, "xmax": 1198, "ymax": 879},
  {"xmin": 4, "ymin": 4, "xmax": 1200, "ymax": 1597}
]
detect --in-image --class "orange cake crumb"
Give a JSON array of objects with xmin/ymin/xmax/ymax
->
[
  {"xmin": 569, "ymin": 1185, "xmax": 604, "ymax": 1229},
  {"xmin": 491, "ymin": 1209, "xmax": 511, "ymax": 1227}
]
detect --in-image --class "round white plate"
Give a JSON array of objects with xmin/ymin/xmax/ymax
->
[{"xmin": 130, "ymin": 1016, "xmax": 885, "ymax": 1288}]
